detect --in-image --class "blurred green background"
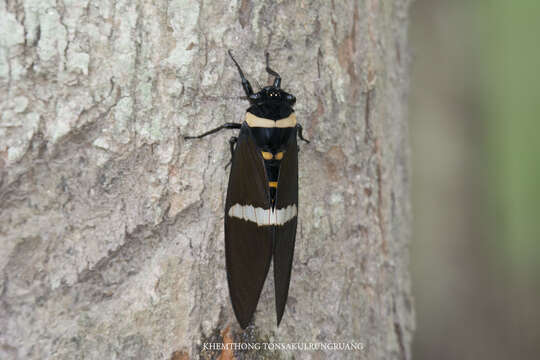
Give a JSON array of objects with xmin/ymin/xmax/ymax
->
[{"xmin": 409, "ymin": 0, "xmax": 540, "ymax": 359}]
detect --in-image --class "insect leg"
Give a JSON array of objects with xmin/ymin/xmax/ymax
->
[
  {"xmin": 229, "ymin": 136, "xmax": 238, "ymax": 157},
  {"xmin": 228, "ymin": 50, "xmax": 254, "ymax": 97},
  {"xmin": 296, "ymin": 124, "xmax": 310, "ymax": 143},
  {"xmin": 225, "ymin": 136, "xmax": 238, "ymax": 169},
  {"xmin": 184, "ymin": 123, "xmax": 241, "ymax": 140},
  {"xmin": 265, "ymin": 52, "xmax": 281, "ymax": 88}
]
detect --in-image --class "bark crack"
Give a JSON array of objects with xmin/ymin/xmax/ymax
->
[{"xmin": 393, "ymin": 296, "xmax": 407, "ymax": 360}]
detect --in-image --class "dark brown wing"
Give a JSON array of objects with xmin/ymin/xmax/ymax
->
[
  {"xmin": 274, "ymin": 128, "xmax": 299, "ymax": 325},
  {"xmin": 225, "ymin": 124, "xmax": 273, "ymax": 329}
]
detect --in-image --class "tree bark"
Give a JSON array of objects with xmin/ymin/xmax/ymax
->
[{"xmin": 0, "ymin": 0, "xmax": 413, "ymax": 359}]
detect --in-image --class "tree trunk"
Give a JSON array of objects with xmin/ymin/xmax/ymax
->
[{"xmin": 0, "ymin": 0, "xmax": 413, "ymax": 359}]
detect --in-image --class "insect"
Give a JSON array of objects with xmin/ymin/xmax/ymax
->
[{"xmin": 185, "ymin": 50, "xmax": 309, "ymax": 328}]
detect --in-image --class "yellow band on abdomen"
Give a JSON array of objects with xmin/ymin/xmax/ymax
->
[
  {"xmin": 261, "ymin": 151, "xmax": 285, "ymax": 160},
  {"xmin": 261, "ymin": 151, "xmax": 273, "ymax": 160}
]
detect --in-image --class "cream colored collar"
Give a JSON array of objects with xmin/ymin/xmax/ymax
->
[{"xmin": 245, "ymin": 112, "xmax": 297, "ymax": 128}]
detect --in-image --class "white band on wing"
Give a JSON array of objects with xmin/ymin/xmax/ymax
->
[
  {"xmin": 228, "ymin": 204, "xmax": 297, "ymax": 226},
  {"xmin": 245, "ymin": 113, "xmax": 297, "ymax": 128}
]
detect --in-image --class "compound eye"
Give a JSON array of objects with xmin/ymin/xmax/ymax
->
[
  {"xmin": 286, "ymin": 94, "xmax": 296, "ymax": 105},
  {"xmin": 249, "ymin": 93, "xmax": 261, "ymax": 101}
]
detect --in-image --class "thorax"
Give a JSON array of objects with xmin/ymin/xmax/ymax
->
[{"xmin": 245, "ymin": 112, "xmax": 296, "ymax": 152}]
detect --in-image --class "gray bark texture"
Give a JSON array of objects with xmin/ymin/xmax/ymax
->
[{"xmin": 0, "ymin": 0, "xmax": 413, "ymax": 359}]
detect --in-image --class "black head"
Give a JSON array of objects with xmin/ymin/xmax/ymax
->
[
  {"xmin": 228, "ymin": 50, "xmax": 296, "ymax": 109},
  {"xmin": 248, "ymin": 86, "xmax": 296, "ymax": 107}
]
